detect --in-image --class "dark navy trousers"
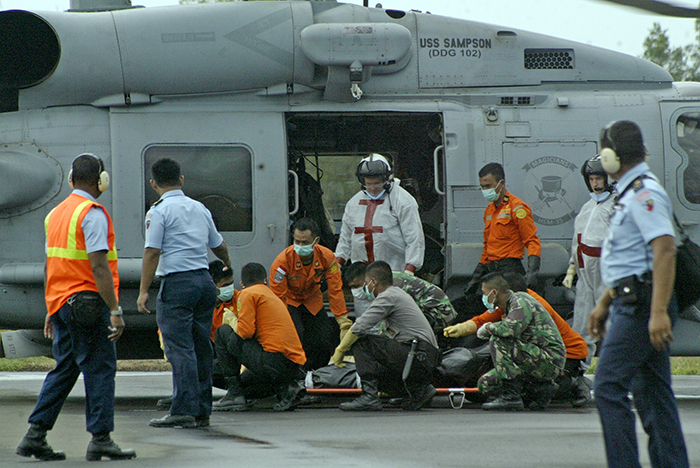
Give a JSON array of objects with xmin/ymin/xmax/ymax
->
[
  {"xmin": 594, "ymin": 297, "xmax": 688, "ymax": 468},
  {"xmin": 157, "ymin": 269, "xmax": 217, "ymax": 418},
  {"xmin": 28, "ymin": 301, "xmax": 116, "ymax": 435}
]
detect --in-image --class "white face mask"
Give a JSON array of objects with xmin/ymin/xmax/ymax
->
[
  {"xmin": 351, "ymin": 287, "xmax": 365, "ymax": 300},
  {"xmin": 218, "ymin": 284, "xmax": 235, "ymax": 302},
  {"xmin": 589, "ymin": 191, "xmax": 611, "ymax": 203}
]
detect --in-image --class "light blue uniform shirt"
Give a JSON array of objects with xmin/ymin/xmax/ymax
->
[
  {"xmin": 74, "ymin": 189, "xmax": 109, "ymax": 254},
  {"xmin": 601, "ymin": 163, "xmax": 675, "ymax": 287},
  {"xmin": 144, "ymin": 189, "xmax": 223, "ymax": 277}
]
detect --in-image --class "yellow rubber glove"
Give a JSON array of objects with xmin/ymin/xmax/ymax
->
[
  {"xmin": 336, "ymin": 313, "xmax": 353, "ymax": 342},
  {"xmin": 332, "ymin": 331, "xmax": 359, "ymax": 368},
  {"xmin": 443, "ymin": 320, "xmax": 477, "ymax": 338},
  {"xmin": 222, "ymin": 307, "xmax": 239, "ymax": 333},
  {"xmin": 562, "ymin": 264, "xmax": 577, "ymax": 289}
]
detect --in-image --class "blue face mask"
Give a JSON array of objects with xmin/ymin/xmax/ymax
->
[
  {"xmin": 364, "ymin": 189, "xmax": 386, "ymax": 200},
  {"xmin": 481, "ymin": 180, "xmax": 502, "ymax": 202},
  {"xmin": 589, "ymin": 191, "xmax": 611, "ymax": 203},
  {"xmin": 482, "ymin": 289, "xmax": 496, "ymax": 312},
  {"xmin": 293, "ymin": 237, "xmax": 318, "ymax": 257},
  {"xmin": 362, "ymin": 280, "xmax": 377, "ymax": 301},
  {"xmin": 217, "ymin": 284, "xmax": 235, "ymax": 302}
]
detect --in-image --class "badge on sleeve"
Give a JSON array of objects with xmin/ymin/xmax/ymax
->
[
  {"xmin": 273, "ymin": 266, "xmax": 286, "ymax": 283},
  {"xmin": 515, "ymin": 208, "xmax": 527, "ymax": 219},
  {"xmin": 643, "ymin": 199, "xmax": 654, "ymax": 211}
]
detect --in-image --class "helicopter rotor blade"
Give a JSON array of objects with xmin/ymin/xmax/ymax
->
[{"xmin": 599, "ymin": 0, "xmax": 700, "ymax": 18}]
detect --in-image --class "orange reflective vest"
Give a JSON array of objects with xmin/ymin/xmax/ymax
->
[{"xmin": 44, "ymin": 193, "xmax": 119, "ymax": 316}]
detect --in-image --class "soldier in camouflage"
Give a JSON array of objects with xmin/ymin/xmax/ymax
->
[
  {"xmin": 344, "ymin": 262, "xmax": 457, "ymax": 339},
  {"xmin": 476, "ymin": 272, "xmax": 565, "ymax": 411}
]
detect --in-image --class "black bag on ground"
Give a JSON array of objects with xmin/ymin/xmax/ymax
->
[
  {"xmin": 673, "ymin": 214, "xmax": 700, "ymax": 312},
  {"xmin": 67, "ymin": 291, "xmax": 106, "ymax": 330},
  {"xmin": 310, "ymin": 363, "xmax": 360, "ymax": 389},
  {"xmin": 434, "ymin": 344, "xmax": 492, "ymax": 388}
]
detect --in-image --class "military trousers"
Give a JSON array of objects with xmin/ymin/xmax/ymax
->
[{"xmin": 478, "ymin": 335, "xmax": 564, "ymax": 394}]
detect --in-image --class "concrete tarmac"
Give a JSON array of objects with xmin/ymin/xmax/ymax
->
[{"xmin": 1, "ymin": 372, "xmax": 699, "ymax": 467}]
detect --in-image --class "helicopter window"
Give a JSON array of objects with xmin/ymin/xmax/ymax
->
[
  {"xmin": 144, "ymin": 146, "xmax": 252, "ymax": 232},
  {"xmin": 676, "ymin": 113, "xmax": 700, "ymax": 205},
  {"xmin": 524, "ymin": 49, "xmax": 574, "ymax": 70}
]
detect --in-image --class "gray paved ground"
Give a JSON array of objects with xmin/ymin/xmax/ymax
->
[{"xmin": 1, "ymin": 372, "xmax": 699, "ymax": 467}]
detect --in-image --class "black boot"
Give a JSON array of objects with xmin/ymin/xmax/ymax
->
[
  {"xmin": 482, "ymin": 379, "xmax": 524, "ymax": 411},
  {"xmin": 213, "ymin": 377, "xmax": 250, "ymax": 412},
  {"xmin": 571, "ymin": 376, "xmax": 592, "ymax": 408},
  {"xmin": 86, "ymin": 433, "xmax": 136, "ymax": 461},
  {"xmin": 404, "ymin": 383, "xmax": 437, "ymax": 411},
  {"xmin": 273, "ymin": 381, "xmax": 305, "ymax": 412},
  {"xmin": 339, "ymin": 379, "xmax": 382, "ymax": 411},
  {"xmin": 16, "ymin": 424, "xmax": 66, "ymax": 461},
  {"xmin": 525, "ymin": 380, "xmax": 559, "ymax": 411}
]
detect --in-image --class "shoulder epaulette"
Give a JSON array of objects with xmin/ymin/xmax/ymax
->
[
  {"xmin": 631, "ymin": 177, "xmax": 646, "ymax": 192},
  {"xmin": 152, "ymin": 198, "xmax": 164, "ymax": 207}
]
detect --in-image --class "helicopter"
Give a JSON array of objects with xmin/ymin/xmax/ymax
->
[{"xmin": 1, "ymin": 0, "xmax": 699, "ymax": 359}]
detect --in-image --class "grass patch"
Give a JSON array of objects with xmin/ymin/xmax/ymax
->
[
  {"xmin": 587, "ymin": 357, "xmax": 700, "ymax": 375},
  {"xmin": 0, "ymin": 357, "xmax": 171, "ymax": 372}
]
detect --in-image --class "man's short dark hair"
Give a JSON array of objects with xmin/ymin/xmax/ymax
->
[
  {"xmin": 344, "ymin": 262, "xmax": 368, "ymax": 285},
  {"xmin": 502, "ymin": 271, "xmax": 527, "ymax": 293},
  {"xmin": 478, "ymin": 162, "xmax": 505, "ymax": 181},
  {"xmin": 293, "ymin": 217, "xmax": 320, "ymax": 238},
  {"xmin": 600, "ymin": 120, "xmax": 646, "ymax": 165},
  {"xmin": 151, "ymin": 158, "xmax": 181, "ymax": 187},
  {"xmin": 241, "ymin": 262, "xmax": 268, "ymax": 285},
  {"xmin": 209, "ymin": 260, "xmax": 233, "ymax": 285},
  {"xmin": 365, "ymin": 261, "xmax": 393, "ymax": 286},
  {"xmin": 481, "ymin": 272, "xmax": 510, "ymax": 292},
  {"xmin": 71, "ymin": 154, "xmax": 102, "ymax": 186}
]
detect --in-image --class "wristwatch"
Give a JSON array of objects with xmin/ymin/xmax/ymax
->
[{"xmin": 110, "ymin": 306, "xmax": 123, "ymax": 316}]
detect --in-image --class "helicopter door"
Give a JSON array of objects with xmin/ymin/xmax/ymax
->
[
  {"xmin": 660, "ymin": 105, "xmax": 700, "ymax": 242},
  {"xmin": 109, "ymin": 111, "xmax": 289, "ymax": 273}
]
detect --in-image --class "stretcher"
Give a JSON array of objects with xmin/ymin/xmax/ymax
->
[{"xmin": 305, "ymin": 386, "xmax": 480, "ymax": 409}]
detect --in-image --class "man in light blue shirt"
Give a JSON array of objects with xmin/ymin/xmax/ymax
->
[
  {"xmin": 138, "ymin": 158, "xmax": 231, "ymax": 429},
  {"xmin": 588, "ymin": 121, "xmax": 688, "ymax": 468}
]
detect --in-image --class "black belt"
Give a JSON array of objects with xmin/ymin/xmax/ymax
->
[{"xmin": 163, "ymin": 268, "xmax": 208, "ymax": 278}]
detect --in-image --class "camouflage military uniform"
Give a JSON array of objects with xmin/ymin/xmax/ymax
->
[
  {"xmin": 477, "ymin": 291, "xmax": 565, "ymax": 395},
  {"xmin": 393, "ymin": 272, "xmax": 457, "ymax": 333}
]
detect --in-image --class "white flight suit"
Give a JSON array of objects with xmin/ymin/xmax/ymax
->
[
  {"xmin": 336, "ymin": 179, "xmax": 425, "ymax": 316},
  {"xmin": 569, "ymin": 194, "xmax": 615, "ymax": 366},
  {"xmin": 336, "ymin": 179, "xmax": 425, "ymax": 271}
]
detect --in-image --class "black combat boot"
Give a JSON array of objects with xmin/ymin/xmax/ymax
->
[
  {"xmin": 273, "ymin": 380, "xmax": 305, "ymax": 412},
  {"xmin": 16, "ymin": 424, "xmax": 66, "ymax": 461},
  {"xmin": 339, "ymin": 379, "xmax": 382, "ymax": 411},
  {"xmin": 405, "ymin": 383, "xmax": 437, "ymax": 411},
  {"xmin": 525, "ymin": 380, "xmax": 559, "ymax": 411},
  {"xmin": 86, "ymin": 432, "xmax": 136, "ymax": 461},
  {"xmin": 482, "ymin": 379, "xmax": 524, "ymax": 411},
  {"xmin": 212, "ymin": 377, "xmax": 250, "ymax": 412},
  {"xmin": 571, "ymin": 376, "xmax": 592, "ymax": 408}
]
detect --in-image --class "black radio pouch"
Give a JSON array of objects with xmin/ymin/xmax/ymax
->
[
  {"xmin": 67, "ymin": 291, "xmax": 106, "ymax": 330},
  {"xmin": 617, "ymin": 274, "xmax": 652, "ymax": 306}
]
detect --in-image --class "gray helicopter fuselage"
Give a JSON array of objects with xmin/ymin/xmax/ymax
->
[{"xmin": 0, "ymin": 1, "xmax": 698, "ymax": 358}]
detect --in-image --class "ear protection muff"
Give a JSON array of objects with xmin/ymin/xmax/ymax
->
[
  {"xmin": 599, "ymin": 124, "xmax": 621, "ymax": 174},
  {"xmin": 68, "ymin": 153, "xmax": 110, "ymax": 192}
]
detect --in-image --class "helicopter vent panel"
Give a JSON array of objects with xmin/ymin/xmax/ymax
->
[
  {"xmin": 524, "ymin": 49, "xmax": 574, "ymax": 70},
  {"xmin": 499, "ymin": 97, "xmax": 532, "ymax": 106}
]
